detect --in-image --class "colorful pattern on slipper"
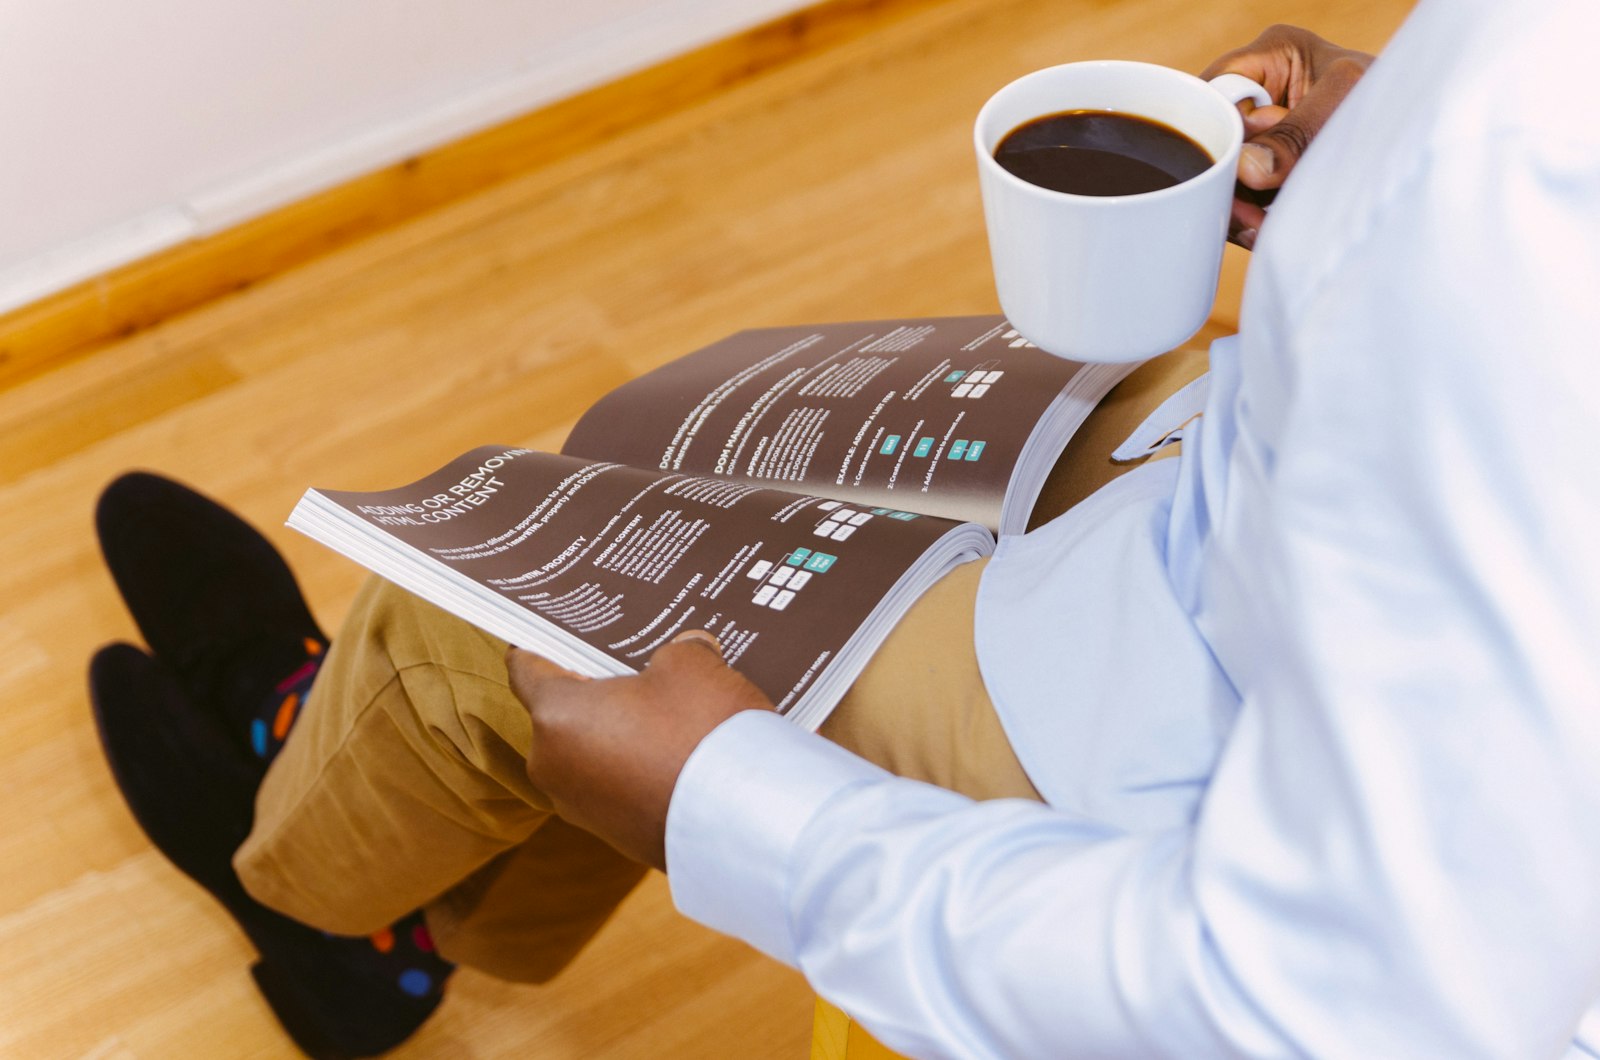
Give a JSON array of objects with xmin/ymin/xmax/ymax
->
[
  {"xmin": 390, "ymin": 912, "xmax": 452, "ymax": 997},
  {"xmin": 338, "ymin": 909, "xmax": 453, "ymax": 999},
  {"xmin": 251, "ymin": 637, "xmax": 326, "ymax": 762},
  {"xmin": 249, "ymin": 639, "xmax": 457, "ymax": 998}
]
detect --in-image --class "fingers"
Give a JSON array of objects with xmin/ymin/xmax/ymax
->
[
  {"xmin": 1199, "ymin": 24, "xmax": 1308, "ymax": 97},
  {"xmin": 1242, "ymin": 104, "xmax": 1292, "ymax": 136},
  {"xmin": 505, "ymin": 633, "xmax": 740, "ymax": 719},
  {"xmin": 1202, "ymin": 25, "xmax": 1374, "ymax": 192},
  {"xmin": 643, "ymin": 632, "xmax": 736, "ymax": 693},
  {"xmin": 647, "ymin": 630, "xmax": 726, "ymax": 674},
  {"xmin": 645, "ymin": 634, "xmax": 776, "ymax": 720},
  {"xmin": 505, "ymin": 648, "xmax": 587, "ymax": 711},
  {"xmin": 1236, "ymin": 55, "xmax": 1367, "ymax": 189},
  {"xmin": 1230, "ymin": 198, "xmax": 1268, "ymax": 251},
  {"xmin": 509, "ymin": 629, "xmax": 767, "ymax": 872},
  {"xmin": 1202, "ymin": 23, "xmax": 1375, "ymax": 252},
  {"xmin": 506, "ymin": 648, "xmax": 579, "ymax": 679},
  {"xmin": 1237, "ymin": 105, "xmax": 1290, "ymax": 188},
  {"xmin": 669, "ymin": 627, "xmax": 722, "ymax": 654}
]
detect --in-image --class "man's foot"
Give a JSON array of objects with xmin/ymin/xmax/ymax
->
[
  {"xmin": 95, "ymin": 471, "xmax": 327, "ymax": 753},
  {"xmin": 90, "ymin": 643, "xmax": 451, "ymax": 1059}
]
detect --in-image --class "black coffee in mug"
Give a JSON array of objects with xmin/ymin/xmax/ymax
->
[{"xmin": 994, "ymin": 110, "xmax": 1213, "ymax": 196}]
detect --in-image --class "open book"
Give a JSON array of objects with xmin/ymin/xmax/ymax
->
[{"xmin": 289, "ymin": 316, "xmax": 1130, "ymax": 729}]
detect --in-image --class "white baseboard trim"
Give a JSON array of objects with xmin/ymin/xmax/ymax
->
[
  {"xmin": 0, "ymin": 0, "xmax": 804, "ymax": 317},
  {"xmin": 0, "ymin": 208, "xmax": 199, "ymax": 315}
]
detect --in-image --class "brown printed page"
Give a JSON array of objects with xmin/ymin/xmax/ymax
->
[
  {"xmin": 300, "ymin": 446, "xmax": 963, "ymax": 715},
  {"xmin": 561, "ymin": 316, "xmax": 1086, "ymax": 533}
]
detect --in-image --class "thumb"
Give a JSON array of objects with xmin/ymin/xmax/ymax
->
[
  {"xmin": 642, "ymin": 629, "xmax": 726, "ymax": 677},
  {"xmin": 669, "ymin": 628, "xmax": 723, "ymax": 656},
  {"xmin": 1237, "ymin": 57, "xmax": 1365, "ymax": 189}
]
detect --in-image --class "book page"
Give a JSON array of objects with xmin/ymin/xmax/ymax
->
[
  {"xmin": 304, "ymin": 446, "xmax": 965, "ymax": 714},
  {"xmin": 562, "ymin": 317, "xmax": 1086, "ymax": 532}
]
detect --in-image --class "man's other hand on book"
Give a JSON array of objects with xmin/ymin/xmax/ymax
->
[{"xmin": 507, "ymin": 632, "xmax": 774, "ymax": 871}]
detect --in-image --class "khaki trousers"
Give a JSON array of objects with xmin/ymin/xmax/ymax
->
[{"xmin": 234, "ymin": 350, "xmax": 1205, "ymax": 983}]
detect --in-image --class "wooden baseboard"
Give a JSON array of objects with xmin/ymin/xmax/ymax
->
[{"xmin": 0, "ymin": 0, "xmax": 937, "ymax": 392}]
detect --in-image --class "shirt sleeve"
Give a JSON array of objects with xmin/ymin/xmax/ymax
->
[
  {"xmin": 668, "ymin": 709, "xmax": 1305, "ymax": 1058},
  {"xmin": 671, "ymin": 28, "xmax": 1600, "ymax": 1060}
]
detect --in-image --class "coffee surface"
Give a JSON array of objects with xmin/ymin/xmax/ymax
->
[{"xmin": 994, "ymin": 110, "xmax": 1213, "ymax": 196}]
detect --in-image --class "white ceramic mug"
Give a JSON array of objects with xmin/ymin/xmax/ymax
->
[{"xmin": 975, "ymin": 61, "xmax": 1271, "ymax": 363}]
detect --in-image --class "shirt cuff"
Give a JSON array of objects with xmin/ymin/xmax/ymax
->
[{"xmin": 665, "ymin": 709, "xmax": 889, "ymax": 966}]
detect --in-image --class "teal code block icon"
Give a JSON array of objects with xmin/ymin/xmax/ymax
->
[
  {"xmin": 913, "ymin": 437, "xmax": 934, "ymax": 458},
  {"xmin": 945, "ymin": 370, "xmax": 967, "ymax": 383},
  {"xmin": 871, "ymin": 507, "xmax": 892, "ymax": 515},
  {"xmin": 880, "ymin": 435, "xmax": 901, "ymax": 455},
  {"xmin": 949, "ymin": 439, "xmax": 969, "ymax": 460},
  {"xmin": 804, "ymin": 552, "xmax": 837, "ymax": 573},
  {"xmin": 889, "ymin": 511, "xmax": 919, "ymax": 521},
  {"xmin": 965, "ymin": 441, "xmax": 986, "ymax": 461},
  {"xmin": 786, "ymin": 548, "xmax": 812, "ymax": 566}
]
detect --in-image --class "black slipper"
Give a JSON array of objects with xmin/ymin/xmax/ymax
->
[
  {"xmin": 90, "ymin": 643, "xmax": 448, "ymax": 1059},
  {"xmin": 95, "ymin": 471, "xmax": 327, "ymax": 741}
]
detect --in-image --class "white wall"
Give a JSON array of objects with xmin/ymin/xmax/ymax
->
[{"xmin": 0, "ymin": 0, "xmax": 805, "ymax": 313}]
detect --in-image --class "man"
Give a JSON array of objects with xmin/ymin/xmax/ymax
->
[{"xmin": 93, "ymin": 2, "xmax": 1600, "ymax": 1056}]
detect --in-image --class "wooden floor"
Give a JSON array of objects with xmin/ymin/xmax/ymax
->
[{"xmin": 0, "ymin": 0, "xmax": 1412, "ymax": 1055}]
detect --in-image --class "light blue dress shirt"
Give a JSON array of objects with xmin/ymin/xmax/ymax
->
[{"xmin": 667, "ymin": 1, "xmax": 1600, "ymax": 1055}]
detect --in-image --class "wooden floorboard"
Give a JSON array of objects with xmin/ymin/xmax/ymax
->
[{"xmin": 0, "ymin": 0, "xmax": 1412, "ymax": 1055}]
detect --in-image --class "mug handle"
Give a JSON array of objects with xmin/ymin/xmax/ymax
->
[{"xmin": 1207, "ymin": 72, "xmax": 1273, "ymax": 109}]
